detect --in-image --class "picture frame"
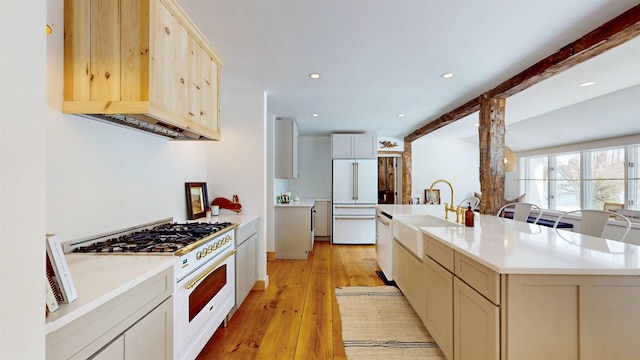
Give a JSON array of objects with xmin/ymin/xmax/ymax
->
[
  {"xmin": 185, "ymin": 182, "xmax": 209, "ymax": 220},
  {"xmin": 424, "ymin": 189, "xmax": 441, "ymax": 205}
]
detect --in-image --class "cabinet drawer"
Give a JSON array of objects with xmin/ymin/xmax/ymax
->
[
  {"xmin": 454, "ymin": 253, "xmax": 500, "ymax": 305},
  {"xmin": 425, "ymin": 235, "xmax": 454, "ymax": 272}
]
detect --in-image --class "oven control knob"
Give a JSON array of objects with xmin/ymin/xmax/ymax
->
[
  {"xmin": 196, "ymin": 251, "xmax": 202, "ymax": 260},
  {"xmin": 208, "ymin": 245, "xmax": 214, "ymax": 252}
]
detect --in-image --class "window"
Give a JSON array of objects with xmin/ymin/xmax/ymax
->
[
  {"xmin": 551, "ymin": 152, "xmax": 581, "ymax": 211},
  {"xmin": 522, "ymin": 145, "xmax": 638, "ymax": 211},
  {"xmin": 585, "ymin": 148, "xmax": 625, "ymax": 210}
]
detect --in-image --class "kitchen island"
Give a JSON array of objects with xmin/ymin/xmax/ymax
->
[
  {"xmin": 274, "ymin": 200, "xmax": 315, "ymax": 259},
  {"xmin": 418, "ymin": 214, "xmax": 640, "ymax": 360}
]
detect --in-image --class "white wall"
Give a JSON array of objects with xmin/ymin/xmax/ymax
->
[
  {"xmin": 288, "ymin": 136, "xmax": 332, "ymax": 200},
  {"xmin": 1, "ymin": 1, "xmax": 47, "ymax": 358},
  {"xmin": 207, "ymin": 89, "xmax": 268, "ymax": 283},
  {"xmin": 412, "ymin": 138, "xmax": 480, "ymax": 206}
]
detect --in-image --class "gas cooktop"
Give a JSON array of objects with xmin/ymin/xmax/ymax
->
[{"xmin": 72, "ymin": 222, "xmax": 234, "ymax": 254}]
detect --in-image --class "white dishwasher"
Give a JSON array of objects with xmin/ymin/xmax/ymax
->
[{"xmin": 375, "ymin": 209, "xmax": 393, "ymax": 281}]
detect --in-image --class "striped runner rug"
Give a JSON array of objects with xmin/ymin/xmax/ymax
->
[{"xmin": 335, "ymin": 286, "xmax": 446, "ymax": 359}]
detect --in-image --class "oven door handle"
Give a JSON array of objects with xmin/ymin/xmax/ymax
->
[{"xmin": 185, "ymin": 249, "xmax": 236, "ymax": 290}]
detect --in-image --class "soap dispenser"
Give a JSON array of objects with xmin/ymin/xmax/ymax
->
[{"xmin": 465, "ymin": 202, "xmax": 474, "ymax": 227}]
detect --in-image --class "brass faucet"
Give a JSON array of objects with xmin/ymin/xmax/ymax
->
[{"xmin": 429, "ymin": 179, "xmax": 463, "ymax": 222}]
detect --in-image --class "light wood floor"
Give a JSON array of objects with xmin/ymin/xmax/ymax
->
[{"xmin": 196, "ymin": 241, "xmax": 386, "ymax": 359}]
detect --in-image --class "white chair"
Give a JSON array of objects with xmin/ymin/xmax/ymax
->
[
  {"xmin": 553, "ymin": 209, "xmax": 632, "ymax": 241},
  {"xmin": 459, "ymin": 196, "xmax": 480, "ymax": 209},
  {"xmin": 496, "ymin": 202, "xmax": 543, "ymax": 224}
]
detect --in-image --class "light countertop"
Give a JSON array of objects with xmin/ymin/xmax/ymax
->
[
  {"xmin": 377, "ymin": 204, "xmax": 449, "ymax": 217},
  {"xmin": 421, "ymin": 214, "xmax": 640, "ymax": 276},
  {"xmin": 195, "ymin": 213, "xmax": 259, "ymax": 227},
  {"xmin": 45, "ymin": 254, "xmax": 176, "ymax": 334},
  {"xmin": 274, "ymin": 199, "xmax": 315, "ymax": 208}
]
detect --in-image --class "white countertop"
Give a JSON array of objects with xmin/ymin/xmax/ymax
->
[
  {"xmin": 45, "ymin": 254, "xmax": 176, "ymax": 334},
  {"xmin": 377, "ymin": 204, "xmax": 449, "ymax": 217},
  {"xmin": 195, "ymin": 213, "xmax": 259, "ymax": 227},
  {"xmin": 421, "ymin": 214, "xmax": 640, "ymax": 276},
  {"xmin": 274, "ymin": 199, "xmax": 315, "ymax": 208}
]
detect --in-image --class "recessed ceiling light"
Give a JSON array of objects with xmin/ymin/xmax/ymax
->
[
  {"xmin": 309, "ymin": 73, "xmax": 320, "ymax": 79},
  {"xmin": 311, "ymin": 113, "xmax": 319, "ymax": 117},
  {"xmin": 579, "ymin": 81, "xmax": 596, "ymax": 87},
  {"xmin": 474, "ymin": 123, "xmax": 479, "ymax": 127},
  {"xmin": 441, "ymin": 72, "xmax": 454, "ymax": 79},
  {"xmin": 397, "ymin": 113, "xmax": 405, "ymax": 118}
]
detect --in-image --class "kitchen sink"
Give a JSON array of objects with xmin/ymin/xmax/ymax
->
[{"xmin": 393, "ymin": 215, "xmax": 462, "ymax": 259}]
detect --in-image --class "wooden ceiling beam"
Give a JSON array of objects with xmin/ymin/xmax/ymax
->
[
  {"xmin": 404, "ymin": 4, "xmax": 640, "ymax": 142},
  {"xmin": 404, "ymin": 98, "xmax": 479, "ymax": 143}
]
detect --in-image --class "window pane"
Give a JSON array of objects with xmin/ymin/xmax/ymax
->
[
  {"xmin": 632, "ymin": 146, "xmax": 640, "ymax": 210},
  {"xmin": 585, "ymin": 148, "xmax": 625, "ymax": 210},
  {"xmin": 552, "ymin": 153, "xmax": 580, "ymax": 211},
  {"xmin": 524, "ymin": 156, "xmax": 548, "ymax": 207}
]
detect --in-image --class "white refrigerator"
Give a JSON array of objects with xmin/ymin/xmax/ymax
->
[{"xmin": 332, "ymin": 159, "xmax": 377, "ymax": 244}]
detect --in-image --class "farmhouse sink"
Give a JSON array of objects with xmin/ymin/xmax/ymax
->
[{"xmin": 393, "ymin": 215, "xmax": 462, "ymax": 259}]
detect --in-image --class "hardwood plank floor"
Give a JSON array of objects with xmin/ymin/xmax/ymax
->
[{"xmin": 196, "ymin": 241, "xmax": 385, "ymax": 359}]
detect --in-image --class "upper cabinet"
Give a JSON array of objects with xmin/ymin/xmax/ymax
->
[
  {"xmin": 275, "ymin": 119, "xmax": 298, "ymax": 179},
  {"xmin": 63, "ymin": 0, "xmax": 224, "ymax": 140},
  {"xmin": 331, "ymin": 134, "xmax": 377, "ymax": 159}
]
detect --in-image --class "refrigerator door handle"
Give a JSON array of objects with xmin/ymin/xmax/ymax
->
[
  {"xmin": 352, "ymin": 162, "xmax": 356, "ymax": 200},
  {"xmin": 354, "ymin": 162, "xmax": 359, "ymax": 200}
]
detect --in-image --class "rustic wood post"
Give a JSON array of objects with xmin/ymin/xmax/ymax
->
[
  {"xmin": 402, "ymin": 140, "xmax": 412, "ymax": 204},
  {"xmin": 478, "ymin": 94, "xmax": 506, "ymax": 215}
]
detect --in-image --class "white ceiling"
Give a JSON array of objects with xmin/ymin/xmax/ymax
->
[{"xmin": 178, "ymin": 0, "xmax": 640, "ymax": 152}]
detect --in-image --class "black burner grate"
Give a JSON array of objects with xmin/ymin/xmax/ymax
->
[{"xmin": 73, "ymin": 222, "xmax": 233, "ymax": 254}]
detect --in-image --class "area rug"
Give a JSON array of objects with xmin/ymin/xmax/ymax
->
[{"xmin": 335, "ymin": 286, "xmax": 446, "ymax": 359}]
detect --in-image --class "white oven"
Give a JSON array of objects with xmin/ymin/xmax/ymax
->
[{"xmin": 174, "ymin": 229, "xmax": 236, "ymax": 360}]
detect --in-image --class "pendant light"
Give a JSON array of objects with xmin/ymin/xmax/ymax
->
[{"xmin": 504, "ymin": 146, "xmax": 517, "ymax": 172}]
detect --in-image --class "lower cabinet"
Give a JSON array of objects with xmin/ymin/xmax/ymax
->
[
  {"xmin": 392, "ymin": 240, "xmax": 426, "ymax": 322},
  {"xmin": 93, "ymin": 297, "xmax": 173, "ymax": 360},
  {"xmin": 313, "ymin": 200, "xmax": 331, "ymax": 238},
  {"xmin": 424, "ymin": 256, "xmax": 453, "ymax": 360},
  {"xmin": 422, "ymin": 234, "xmax": 499, "ymax": 360},
  {"xmin": 453, "ymin": 278, "xmax": 499, "ymax": 360},
  {"xmin": 236, "ymin": 232, "xmax": 258, "ymax": 307},
  {"xmin": 420, "ymin": 233, "xmax": 640, "ymax": 360},
  {"xmin": 46, "ymin": 267, "xmax": 173, "ymax": 360},
  {"xmin": 236, "ymin": 217, "xmax": 259, "ymax": 309}
]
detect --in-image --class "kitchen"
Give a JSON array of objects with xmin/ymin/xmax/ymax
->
[{"xmin": 3, "ymin": 1, "xmax": 640, "ymax": 360}]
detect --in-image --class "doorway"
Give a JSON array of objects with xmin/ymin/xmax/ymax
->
[{"xmin": 378, "ymin": 155, "xmax": 402, "ymax": 204}]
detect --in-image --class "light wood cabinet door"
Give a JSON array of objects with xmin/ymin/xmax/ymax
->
[
  {"xmin": 64, "ymin": 0, "xmax": 224, "ymax": 140},
  {"xmin": 424, "ymin": 256, "xmax": 453, "ymax": 360},
  {"xmin": 453, "ymin": 278, "xmax": 499, "ymax": 360},
  {"xmin": 392, "ymin": 240, "xmax": 424, "ymax": 321},
  {"xmin": 199, "ymin": 50, "xmax": 219, "ymax": 130},
  {"xmin": 406, "ymin": 250, "xmax": 425, "ymax": 322},
  {"xmin": 392, "ymin": 240, "xmax": 408, "ymax": 293},
  {"xmin": 151, "ymin": 1, "xmax": 189, "ymax": 118}
]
